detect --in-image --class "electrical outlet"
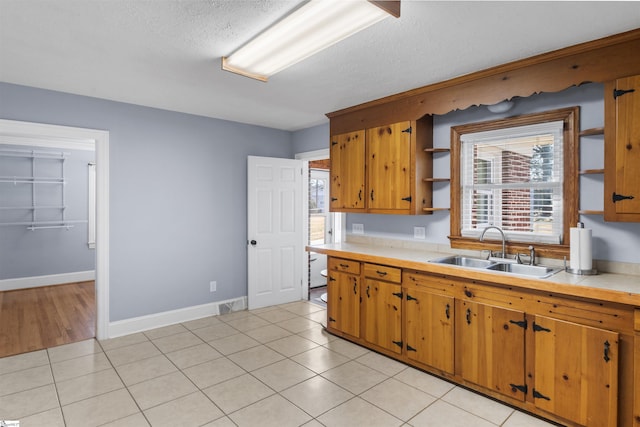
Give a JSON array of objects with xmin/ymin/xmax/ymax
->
[
  {"xmin": 210, "ymin": 281, "xmax": 217, "ymax": 292},
  {"xmin": 414, "ymin": 226, "xmax": 426, "ymax": 239},
  {"xmin": 352, "ymin": 223, "xmax": 364, "ymax": 234}
]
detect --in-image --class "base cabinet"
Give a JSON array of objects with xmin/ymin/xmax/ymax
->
[
  {"xmin": 533, "ymin": 316, "xmax": 619, "ymax": 427},
  {"xmin": 361, "ymin": 263, "xmax": 403, "ymax": 353},
  {"xmin": 361, "ymin": 279, "xmax": 402, "ymax": 353},
  {"xmin": 404, "ymin": 288, "xmax": 454, "ymax": 374},
  {"xmin": 456, "ymin": 300, "xmax": 526, "ymax": 401},
  {"xmin": 326, "ymin": 258, "xmax": 361, "ymax": 338},
  {"xmin": 323, "ymin": 257, "xmax": 633, "ymax": 426}
]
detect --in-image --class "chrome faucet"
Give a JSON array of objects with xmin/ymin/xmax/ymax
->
[{"xmin": 479, "ymin": 226, "xmax": 506, "ymax": 259}]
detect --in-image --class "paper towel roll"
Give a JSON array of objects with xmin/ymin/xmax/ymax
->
[{"xmin": 570, "ymin": 226, "xmax": 592, "ymax": 271}]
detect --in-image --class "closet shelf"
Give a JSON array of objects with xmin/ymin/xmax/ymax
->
[
  {"xmin": 423, "ymin": 178, "xmax": 450, "ymax": 182},
  {"xmin": 424, "ymin": 148, "xmax": 450, "ymax": 153},
  {"xmin": 0, "ymin": 205, "xmax": 66, "ymax": 210},
  {"xmin": 0, "ymin": 176, "xmax": 66, "ymax": 184}
]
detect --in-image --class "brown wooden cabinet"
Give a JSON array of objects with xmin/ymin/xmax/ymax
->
[
  {"xmin": 326, "ymin": 258, "xmax": 361, "ymax": 338},
  {"xmin": 366, "ymin": 121, "xmax": 414, "ymax": 213},
  {"xmin": 456, "ymin": 300, "xmax": 527, "ymax": 401},
  {"xmin": 329, "ymin": 116, "xmax": 434, "ymax": 215},
  {"xmin": 533, "ymin": 316, "xmax": 619, "ymax": 427},
  {"xmin": 319, "ymin": 252, "xmax": 637, "ymax": 426},
  {"xmin": 605, "ymin": 74, "xmax": 640, "ymax": 221},
  {"xmin": 329, "ymin": 130, "xmax": 365, "ymax": 211},
  {"xmin": 404, "ymin": 286, "xmax": 454, "ymax": 373},
  {"xmin": 361, "ymin": 263, "xmax": 403, "ymax": 353}
]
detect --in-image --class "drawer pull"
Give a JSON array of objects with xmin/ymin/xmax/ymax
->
[
  {"xmin": 339, "ymin": 263, "xmax": 349, "ymax": 268},
  {"xmin": 376, "ymin": 270, "xmax": 387, "ymax": 276}
]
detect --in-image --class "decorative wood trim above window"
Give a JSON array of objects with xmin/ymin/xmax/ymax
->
[{"xmin": 449, "ymin": 107, "xmax": 579, "ymax": 259}]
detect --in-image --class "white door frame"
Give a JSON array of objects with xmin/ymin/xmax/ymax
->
[
  {"xmin": 0, "ymin": 119, "xmax": 110, "ymax": 340},
  {"xmin": 295, "ymin": 148, "xmax": 344, "ymax": 300}
]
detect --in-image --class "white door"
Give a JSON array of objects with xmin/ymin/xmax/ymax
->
[
  {"xmin": 309, "ymin": 169, "xmax": 331, "ymax": 288},
  {"xmin": 247, "ymin": 156, "xmax": 305, "ymax": 309}
]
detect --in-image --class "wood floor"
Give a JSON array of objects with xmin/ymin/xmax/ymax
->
[{"xmin": 0, "ymin": 281, "xmax": 96, "ymax": 358}]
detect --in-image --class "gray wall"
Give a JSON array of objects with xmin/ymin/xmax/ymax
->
[
  {"xmin": 0, "ymin": 144, "xmax": 95, "ymax": 279},
  {"xmin": 292, "ymin": 123, "xmax": 329, "ymax": 154},
  {"xmin": 0, "ymin": 82, "xmax": 293, "ymax": 321},
  {"xmin": 294, "ymin": 84, "xmax": 640, "ymax": 264}
]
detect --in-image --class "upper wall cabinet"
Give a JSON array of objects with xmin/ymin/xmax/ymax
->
[
  {"xmin": 605, "ymin": 74, "xmax": 640, "ymax": 222},
  {"xmin": 330, "ymin": 130, "xmax": 366, "ymax": 211},
  {"xmin": 330, "ymin": 116, "xmax": 433, "ymax": 215}
]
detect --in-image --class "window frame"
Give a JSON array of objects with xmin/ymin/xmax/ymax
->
[{"xmin": 449, "ymin": 107, "xmax": 579, "ymax": 259}]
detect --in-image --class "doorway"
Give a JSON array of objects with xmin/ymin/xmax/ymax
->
[
  {"xmin": 295, "ymin": 150, "xmax": 342, "ymax": 307},
  {"xmin": 0, "ymin": 119, "xmax": 110, "ymax": 346}
]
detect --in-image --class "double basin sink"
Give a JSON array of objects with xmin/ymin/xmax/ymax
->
[{"xmin": 429, "ymin": 255, "xmax": 561, "ymax": 279}]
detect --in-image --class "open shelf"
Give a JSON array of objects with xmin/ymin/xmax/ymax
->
[
  {"xmin": 579, "ymin": 210, "xmax": 604, "ymax": 215},
  {"xmin": 422, "ymin": 207, "xmax": 450, "ymax": 212},
  {"xmin": 424, "ymin": 148, "xmax": 450, "ymax": 153},
  {"xmin": 423, "ymin": 178, "xmax": 450, "ymax": 182},
  {"xmin": 579, "ymin": 169, "xmax": 605, "ymax": 175},
  {"xmin": 579, "ymin": 127, "xmax": 604, "ymax": 137}
]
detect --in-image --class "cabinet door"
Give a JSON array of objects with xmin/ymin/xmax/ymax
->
[
  {"xmin": 405, "ymin": 288, "xmax": 454, "ymax": 374},
  {"xmin": 533, "ymin": 316, "xmax": 618, "ymax": 427},
  {"xmin": 605, "ymin": 75, "xmax": 640, "ymax": 221},
  {"xmin": 326, "ymin": 270, "xmax": 360, "ymax": 338},
  {"xmin": 366, "ymin": 121, "xmax": 412, "ymax": 212},
  {"xmin": 456, "ymin": 300, "xmax": 526, "ymax": 401},
  {"xmin": 330, "ymin": 130, "xmax": 365, "ymax": 211},
  {"xmin": 361, "ymin": 279, "xmax": 402, "ymax": 353}
]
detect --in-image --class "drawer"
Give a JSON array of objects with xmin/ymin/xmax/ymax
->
[
  {"xmin": 364, "ymin": 263, "xmax": 401, "ymax": 283},
  {"xmin": 328, "ymin": 257, "xmax": 361, "ymax": 274}
]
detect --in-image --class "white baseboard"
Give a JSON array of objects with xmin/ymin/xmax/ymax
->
[
  {"xmin": 0, "ymin": 270, "xmax": 96, "ymax": 291},
  {"xmin": 107, "ymin": 296, "xmax": 248, "ymax": 339}
]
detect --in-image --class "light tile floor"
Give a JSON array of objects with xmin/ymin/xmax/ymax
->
[{"xmin": 0, "ymin": 301, "xmax": 560, "ymax": 427}]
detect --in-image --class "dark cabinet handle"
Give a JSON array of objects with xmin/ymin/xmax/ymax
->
[
  {"xmin": 604, "ymin": 340, "xmax": 611, "ymax": 363},
  {"xmin": 370, "ymin": 189, "xmax": 374, "ymax": 201},
  {"xmin": 366, "ymin": 285, "xmax": 370, "ymax": 298},
  {"xmin": 445, "ymin": 303, "xmax": 450, "ymax": 319},
  {"xmin": 466, "ymin": 308, "xmax": 471, "ymax": 325},
  {"xmin": 612, "ymin": 192, "xmax": 634, "ymax": 203},
  {"xmin": 376, "ymin": 270, "xmax": 387, "ymax": 276},
  {"xmin": 358, "ymin": 189, "xmax": 362, "ymax": 201},
  {"xmin": 339, "ymin": 263, "xmax": 349, "ymax": 268},
  {"xmin": 353, "ymin": 282, "xmax": 357, "ymax": 295}
]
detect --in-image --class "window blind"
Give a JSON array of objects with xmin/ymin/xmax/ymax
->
[{"xmin": 460, "ymin": 121, "xmax": 564, "ymax": 244}]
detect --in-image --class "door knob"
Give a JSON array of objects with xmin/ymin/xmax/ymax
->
[{"xmin": 249, "ymin": 240, "xmax": 257, "ymax": 246}]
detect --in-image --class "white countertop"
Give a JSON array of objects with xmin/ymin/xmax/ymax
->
[{"xmin": 307, "ymin": 242, "xmax": 640, "ymax": 306}]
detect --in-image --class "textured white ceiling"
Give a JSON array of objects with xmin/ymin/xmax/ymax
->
[{"xmin": 1, "ymin": 1, "xmax": 639, "ymax": 131}]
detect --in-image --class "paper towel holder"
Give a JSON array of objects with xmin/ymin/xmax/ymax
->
[{"xmin": 564, "ymin": 256, "xmax": 598, "ymax": 275}]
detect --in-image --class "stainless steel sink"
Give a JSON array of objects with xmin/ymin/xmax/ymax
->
[
  {"xmin": 486, "ymin": 262, "xmax": 560, "ymax": 278},
  {"xmin": 429, "ymin": 255, "xmax": 561, "ymax": 279},
  {"xmin": 428, "ymin": 255, "xmax": 495, "ymax": 269}
]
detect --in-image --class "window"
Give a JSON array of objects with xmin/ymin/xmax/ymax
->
[{"xmin": 450, "ymin": 108, "xmax": 579, "ymax": 258}]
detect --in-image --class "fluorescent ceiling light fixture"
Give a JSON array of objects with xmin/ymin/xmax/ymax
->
[{"xmin": 222, "ymin": 0, "xmax": 399, "ymax": 82}]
